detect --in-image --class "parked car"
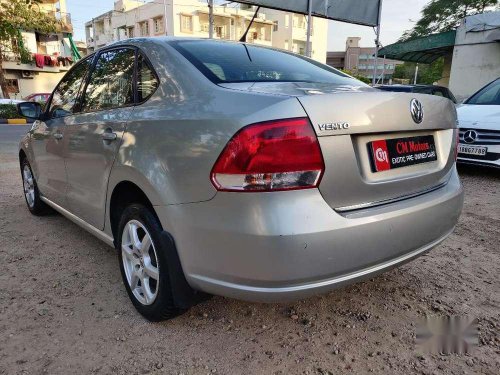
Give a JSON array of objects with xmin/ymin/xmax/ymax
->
[
  {"xmin": 377, "ymin": 84, "xmax": 457, "ymax": 103},
  {"xmin": 17, "ymin": 38, "xmax": 464, "ymax": 321},
  {"xmin": 457, "ymin": 77, "xmax": 500, "ymax": 168},
  {"xmin": 24, "ymin": 93, "xmax": 51, "ymax": 103}
]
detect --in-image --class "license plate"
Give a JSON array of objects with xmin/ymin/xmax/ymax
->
[
  {"xmin": 369, "ymin": 135, "xmax": 437, "ymax": 172},
  {"xmin": 458, "ymin": 144, "xmax": 487, "ymax": 156}
]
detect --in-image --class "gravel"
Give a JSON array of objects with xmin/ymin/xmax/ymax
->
[{"xmin": 0, "ymin": 128, "xmax": 498, "ymax": 374}]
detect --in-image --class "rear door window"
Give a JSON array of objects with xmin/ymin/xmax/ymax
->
[
  {"xmin": 137, "ymin": 53, "xmax": 159, "ymax": 102},
  {"xmin": 81, "ymin": 48, "xmax": 135, "ymax": 112}
]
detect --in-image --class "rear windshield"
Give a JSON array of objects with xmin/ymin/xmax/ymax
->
[
  {"xmin": 170, "ymin": 40, "xmax": 364, "ymax": 86},
  {"xmin": 465, "ymin": 79, "xmax": 500, "ymax": 105},
  {"xmin": 377, "ymin": 86, "xmax": 412, "ymax": 92}
]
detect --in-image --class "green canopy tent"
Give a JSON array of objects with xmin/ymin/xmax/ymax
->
[{"xmin": 378, "ymin": 30, "xmax": 457, "ymax": 64}]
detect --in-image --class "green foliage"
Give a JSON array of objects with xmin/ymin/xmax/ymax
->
[
  {"xmin": 392, "ymin": 58, "xmax": 445, "ymax": 85},
  {"xmin": 420, "ymin": 58, "xmax": 445, "ymax": 84},
  {"xmin": 400, "ymin": 0, "xmax": 498, "ymax": 41},
  {"xmin": 0, "ymin": 0, "xmax": 59, "ymax": 41},
  {"xmin": 341, "ymin": 69, "xmax": 371, "ymax": 84},
  {"xmin": 0, "ymin": 104, "xmax": 21, "ymax": 119},
  {"xmin": 0, "ymin": 0, "xmax": 59, "ymax": 98}
]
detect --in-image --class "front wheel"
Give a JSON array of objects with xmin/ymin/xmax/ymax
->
[{"xmin": 117, "ymin": 204, "xmax": 185, "ymax": 321}]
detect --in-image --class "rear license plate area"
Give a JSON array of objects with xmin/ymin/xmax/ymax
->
[{"xmin": 368, "ymin": 135, "xmax": 437, "ymax": 172}]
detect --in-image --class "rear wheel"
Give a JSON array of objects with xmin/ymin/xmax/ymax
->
[
  {"xmin": 117, "ymin": 204, "xmax": 185, "ymax": 321},
  {"xmin": 21, "ymin": 159, "xmax": 50, "ymax": 215}
]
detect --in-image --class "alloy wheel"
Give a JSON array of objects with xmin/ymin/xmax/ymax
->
[{"xmin": 121, "ymin": 220, "xmax": 159, "ymax": 305}]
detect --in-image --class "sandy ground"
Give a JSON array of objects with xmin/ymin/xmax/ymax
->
[{"xmin": 0, "ymin": 125, "xmax": 498, "ymax": 374}]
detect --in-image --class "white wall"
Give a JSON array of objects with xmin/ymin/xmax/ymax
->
[
  {"xmin": 6, "ymin": 71, "xmax": 65, "ymax": 99},
  {"xmin": 449, "ymin": 17, "xmax": 500, "ymax": 101},
  {"xmin": 449, "ymin": 44, "xmax": 500, "ymax": 101}
]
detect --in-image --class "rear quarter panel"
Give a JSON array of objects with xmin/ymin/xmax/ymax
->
[{"xmin": 106, "ymin": 40, "xmax": 307, "ymax": 234}]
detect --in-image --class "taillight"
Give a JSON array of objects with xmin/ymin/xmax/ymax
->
[{"xmin": 211, "ymin": 118, "xmax": 324, "ymax": 192}]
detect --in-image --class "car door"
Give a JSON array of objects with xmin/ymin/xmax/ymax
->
[
  {"xmin": 29, "ymin": 57, "xmax": 92, "ymax": 205},
  {"xmin": 62, "ymin": 47, "xmax": 136, "ymax": 229}
]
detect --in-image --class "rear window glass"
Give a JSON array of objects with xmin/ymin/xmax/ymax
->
[
  {"xmin": 377, "ymin": 86, "xmax": 412, "ymax": 92},
  {"xmin": 170, "ymin": 40, "xmax": 364, "ymax": 86}
]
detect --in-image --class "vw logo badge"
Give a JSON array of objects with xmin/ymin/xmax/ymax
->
[
  {"xmin": 410, "ymin": 99, "xmax": 424, "ymax": 124},
  {"xmin": 463, "ymin": 130, "xmax": 478, "ymax": 144}
]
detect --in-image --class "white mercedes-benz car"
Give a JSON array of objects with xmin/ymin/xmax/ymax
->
[{"xmin": 457, "ymin": 78, "xmax": 500, "ymax": 168}]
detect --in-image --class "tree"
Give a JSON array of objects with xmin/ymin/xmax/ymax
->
[
  {"xmin": 0, "ymin": 0, "xmax": 59, "ymax": 98},
  {"xmin": 400, "ymin": 0, "xmax": 498, "ymax": 41},
  {"xmin": 392, "ymin": 58, "xmax": 445, "ymax": 85},
  {"xmin": 341, "ymin": 69, "xmax": 371, "ymax": 84}
]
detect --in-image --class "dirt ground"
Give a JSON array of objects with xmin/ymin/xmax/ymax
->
[{"xmin": 0, "ymin": 125, "xmax": 499, "ymax": 374}]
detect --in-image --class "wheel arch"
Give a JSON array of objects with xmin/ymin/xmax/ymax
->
[
  {"xmin": 108, "ymin": 179, "xmax": 161, "ymax": 243},
  {"xmin": 106, "ymin": 165, "xmax": 165, "ymax": 238},
  {"xmin": 19, "ymin": 148, "xmax": 29, "ymax": 170},
  {"xmin": 107, "ymin": 173, "xmax": 205, "ymax": 310}
]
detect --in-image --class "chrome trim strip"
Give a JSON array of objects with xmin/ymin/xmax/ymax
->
[
  {"xmin": 40, "ymin": 196, "xmax": 115, "ymax": 248},
  {"xmin": 335, "ymin": 181, "xmax": 448, "ymax": 213},
  {"xmin": 190, "ymin": 228, "xmax": 454, "ymax": 295}
]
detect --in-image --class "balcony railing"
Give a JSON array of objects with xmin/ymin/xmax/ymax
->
[{"xmin": 41, "ymin": 10, "xmax": 73, "ymax": 33}]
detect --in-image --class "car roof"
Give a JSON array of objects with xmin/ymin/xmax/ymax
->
[
  {"xmin": 105, "ymin": 36, "xmax": 284, "ymax": 53},
  {"xmin": 109, "ymin": 36, "xmax": 248, "ymax": 47}
]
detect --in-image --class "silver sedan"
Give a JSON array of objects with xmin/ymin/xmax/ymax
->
[{"xmin": 17, "ymin": 38, "xmax": 463, "ymax": 321}]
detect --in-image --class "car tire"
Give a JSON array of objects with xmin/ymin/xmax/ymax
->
[
  {"xmin": 21, "ymin": 158, "xmax": 50, "ymax": 216},
  {"xmin": 117, "ymin": 204, "xmax": 185, "ymax": 321}
]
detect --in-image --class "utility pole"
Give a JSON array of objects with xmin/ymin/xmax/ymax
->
[
  {"xmin": 372, "ymin": 0, "xmax": 383, "ymax": 86},
  {"xmin": 163, "ymin": 0, "xmax": 168, "ymax": 35},
  {"xmin": 208, "ymin": 0, "xmax": 214, "ymax": 39},
  {"xmin": 414, "ymin": 64, "xmax": 419, "ymax": 84},
  {"xmin": 305, "ymin": 0, "xmax": 312, "ymax": 57},
  {"xmin": 380, "ymin": 55, "xmax": 386, "ymax": 84}
]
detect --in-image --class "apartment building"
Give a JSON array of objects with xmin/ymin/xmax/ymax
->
[
  {"xmin": 1, "ymin": 0, "xmax": 82, "ymax": 99},
  {"xmin": 85, "ymin": 0, "xmax": 328, "ymax": 63},
  {"xmin": 327, "ymin": 37, "xmax": 403, "ymax": 82},
  {"xmin": 260, "ymin": 7, "xmax": 328, "ymax": 63}
]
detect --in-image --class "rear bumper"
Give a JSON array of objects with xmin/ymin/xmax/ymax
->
[{"xmin": 156, "ymin": 168, "xmax": 463, "ymax": 302}]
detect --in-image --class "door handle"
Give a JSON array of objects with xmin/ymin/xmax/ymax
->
[
  {"xmin": 53, "ymin": 133, "xmax": 63, "ymax": 140},
  {"xmin": 102, "ymin": 131, "xmax": 117, "ymax": 142}
]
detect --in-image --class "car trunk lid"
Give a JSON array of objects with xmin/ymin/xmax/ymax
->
[
  {"xmin": 220, "ymin": 82, "xmax": 458, "ymax": 211},
  {"xmin": 297, "ymin": 91, "xmax": 458, "ymax": 211}
]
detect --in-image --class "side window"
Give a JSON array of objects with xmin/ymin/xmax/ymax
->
[
  {"xmin": 137, "ymin": 53, "xmax": 159, "ymax": 102},
  {"xmin": 49, "ymin": 58, "xmax": 91, "ymax": 118},
  {"xmin": 81, "ymin": 48, "xmax": 135, "ymax": 112}
]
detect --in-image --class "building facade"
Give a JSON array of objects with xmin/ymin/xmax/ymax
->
[
  {"xmin": 327, "ymin": 37, "xmax": 403, "ymax": 82},
  {"xmin": 85, "ymin": 0, "xmax": 328, "ymax": 63},
  {"xmin": 0, "ymin": 0, "xmax": 82, "ymax": 99}
]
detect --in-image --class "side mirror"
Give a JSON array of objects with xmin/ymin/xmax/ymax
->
[{"xmin": 17, "ymin": 102, "xmax": 42, "ymax": 120}]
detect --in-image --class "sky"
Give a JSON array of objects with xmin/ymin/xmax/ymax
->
[{"xmin": 67, "ymin": 0, "xmax": 429, "ymax": 51}]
